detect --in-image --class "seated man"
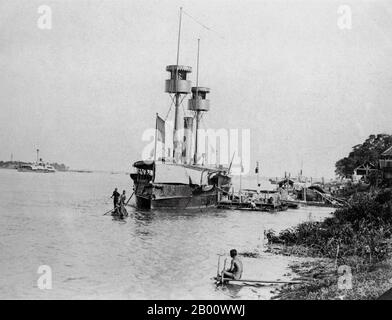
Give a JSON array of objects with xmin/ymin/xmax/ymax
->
[{"xmin": 223, "ymin": 249, "xmax": 243, "ymax": 280}]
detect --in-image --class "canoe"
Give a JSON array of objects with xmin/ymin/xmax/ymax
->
[{"xmin": 214, "ymin": 276, "xmax": 304, "ymax": 286}]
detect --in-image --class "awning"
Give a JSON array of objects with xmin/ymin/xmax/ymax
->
[
  {"xmin": 133, "ymin": 160, "xmax": 154, "ymax": 170},
  {"xmin": 153, "ymin": 163, "xmax": 208, "ymax": 185}
]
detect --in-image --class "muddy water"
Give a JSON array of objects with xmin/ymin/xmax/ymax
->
[{"xmin": 0, "ymin": 169, "xmax": 332, "ymax": 299}]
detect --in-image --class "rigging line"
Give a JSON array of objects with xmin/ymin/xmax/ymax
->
[
  {"xmin": 165, "ymin": 95, "xmax": 176, "ymax": 121},
  {"xmin": 180, "ymin": 95, "xmax": 187, "ymax": 114},
  {"xmin": 180, "ymin": 94, "xmax": 186, "ymax": 105},
  {"xmin": 182, "ymin": 10, "xmax": 225, "ymax": 40}
]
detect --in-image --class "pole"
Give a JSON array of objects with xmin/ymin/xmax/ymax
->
[
  {"xmin": 217, "ymin": 256, "xmax": 221, "ymax": 277},
  {"xmin": 193, "ymin": 39, "xmax": 201, "ymax": 165},
  {"xmin": 239, "ymin": 157, "xmax": 243, "ymax": 203},
  {"xmin": 154, "ymin": 113, "xmax": 158, "ymax": 161},
  {"xmin": 194, "ymin": 112, "xmax": 199, "ymax": 164},
  {"xmin": 221, "ymin": 258, "xmax": 227, "ymax": 284},
  {"xmin": 196, "ymin": 39, "xmax": 200, "ymax": 91},
  {"xmin": 239, "ymin": 172, "xmax": 242, "ymax": 204},
  {"xmin": 125, "ymin": 191, "xmax": 135, "ymax": 205},
  {"xmin": 173, "ymin": 7, "xmax": 183, "ymax": 163},
  {"xmin": 176, "ymin": 7, "xmax": 182, "ymax": 67},
  {"xmin": 220, "ymin": 279, "xmax": 308, "ymax": 285},
  {"xmin": 228, "ymin": 152, "xmax": 235, "ymax": 174}
]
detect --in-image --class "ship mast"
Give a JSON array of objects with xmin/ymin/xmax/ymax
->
[
  {"xmin": 188, "ymin": 39, "xmax": 210, "ymax": 165},
  {"xmin": 194, "ymin": 39, "xmax": 200, "ymax": 165},
  {"xmin": 165, "ymin": 7, "xmax": 192, "ymax": 164}
]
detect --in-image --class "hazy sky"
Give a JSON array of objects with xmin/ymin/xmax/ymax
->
[{"xmin": 1, "ymin": 0, "xmax": 391, "ymax": 178}]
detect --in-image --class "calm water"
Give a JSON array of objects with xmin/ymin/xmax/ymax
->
[{"xmin": 0, "ymin": 169, "xmax": 332, "ymax": 300}]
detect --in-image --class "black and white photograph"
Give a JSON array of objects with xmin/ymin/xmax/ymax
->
[{"xmin": 1, "ymin": 0, "xmax": 392, "ymax": 307}]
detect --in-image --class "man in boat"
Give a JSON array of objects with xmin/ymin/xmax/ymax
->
[
  {"xmin": 110, "ymin": 188, "xmax": 120, "ymax": 210},
  {"xmin": 118, "ymin": 190, "xmax": 128, "ymax": 217},
  {"xmin": 223, "ymin": 249, "xmax": 243, "ymax": 280}
]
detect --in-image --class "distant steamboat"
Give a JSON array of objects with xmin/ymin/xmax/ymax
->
[
  {"xmin": 130, "ymin": 9, "xmax": 231, "ymax": 210},
  {"xmin": 17, "ymin": 149, "xmax": 56, "ymax": 173}
]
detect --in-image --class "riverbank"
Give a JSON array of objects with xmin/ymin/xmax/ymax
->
[
  {"xmin": 265, "ymin": 188, "xmax": 392, "ymax": 300},
  {"xmin": 266, "ymin": 246, "xmax": 392, "ymax": 299}
]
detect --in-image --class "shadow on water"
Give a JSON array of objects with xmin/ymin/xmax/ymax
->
[{"xmin": 111, "ymin": 215, "xmax": 127, "ymax": 224}]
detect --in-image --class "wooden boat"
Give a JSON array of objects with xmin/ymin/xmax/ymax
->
[
  {"xmin": 214, "ymin": 256, "xmax": 307, "ymax": 287},
  {"xmin": 214, "ymin": 275, "xmax": 303, "ymax": 286},
  {"xmin": 280, "ymin": 200, "xmax": 300, "ymax": 209}
]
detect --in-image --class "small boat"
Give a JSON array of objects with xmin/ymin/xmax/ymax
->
[
  {"xmin": 214, "ymin": 275, "xmax": 303, "ymax": 286},
  {"xmin": 214, "ymin": 256, "xmax": 306, "ymax": 288},
  {"xmin": 280, "ymin": 200, "xmax": 300, "ymax": 209}
]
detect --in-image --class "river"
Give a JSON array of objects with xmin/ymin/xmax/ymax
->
[{"xmin": 0, "ymin": 169, "xmax": 332, "ymax": 299}]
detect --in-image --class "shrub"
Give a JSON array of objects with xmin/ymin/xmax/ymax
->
[{"xmin": 269, "ymin": 189, "xmax": 392, "ymax": 262}]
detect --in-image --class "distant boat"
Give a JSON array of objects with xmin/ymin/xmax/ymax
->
[
  {"xmin": 17, "ymin": 149, "xmax": 56, "ymax": 173},
  {"xmin": 17, "ymin": 161, "xmax": 56, "ymax": 173}
]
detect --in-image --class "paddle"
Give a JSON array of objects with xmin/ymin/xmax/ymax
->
[
  {"xmin": 218, "ymin": 278, "xmax": 308, "ymax": 285},
  {"xmin": 103, "ymin": 205, "xmax": 119, "ymax": 216},
  {"xmin": 125, "ymin": 191, "xmax": 135, "ymax": 206}
]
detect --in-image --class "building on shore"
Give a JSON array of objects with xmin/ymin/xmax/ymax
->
[{"xmin": 352, "ymin": 162, "xmax": 377, "ymax": 183}]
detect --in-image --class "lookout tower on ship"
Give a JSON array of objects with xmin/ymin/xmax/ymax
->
[
  {"xmin": 165, "ymin": 65, "xmax": 192, "ymax": 163},
  {"xmin": 188, "ymin": 86, "xmax": 210, "ymax": 164}
]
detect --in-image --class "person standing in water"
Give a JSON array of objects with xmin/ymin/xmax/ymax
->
[
  {"xmin": 223, "ymin": 249, "xmax": 243, "ymax": 280},
  {"xmin": 111, "ymin": 188, "xmax": 120, "ymax": 209},
  {"xmin": 118, "ymin": 190, "xmax": 128, "ymax": 217}
]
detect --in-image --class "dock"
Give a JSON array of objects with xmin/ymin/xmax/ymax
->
[{"xmin": 217, "ymin": 199, "xmax": 288, "ymax": 212}]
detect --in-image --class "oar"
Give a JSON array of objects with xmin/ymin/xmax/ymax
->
[
  {"xmin": 103, "ymin": 205, "xmax": 119, "ymax": 216},
  {"xmin": 217, "ymin": 255, "xmax": 221, "ymax": 278},
  {"xmin": 221, "ymin": 279, "xmax": 308, "ymax": 285},
  {"xmin": 125, "ymin": 191, "xmax": 135, "ymax": 206}
]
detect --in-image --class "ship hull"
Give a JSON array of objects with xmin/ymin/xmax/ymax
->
[
  {"xmin": 135, "ymin": 193, "xmax": 218, "ymax": 210},
  {"xmin": 131, "ymin": 161, "xmax": 231, "ymax": 211}
]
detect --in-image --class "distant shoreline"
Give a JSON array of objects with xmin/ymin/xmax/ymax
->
[{"xmin": 0, "ymin": 163, "xmax": 130, "ymax": 175}]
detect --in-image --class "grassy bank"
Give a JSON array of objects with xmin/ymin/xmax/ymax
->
[{"xmin": 267, "ymin": 188, "xmax": 392, "ymax": 299}]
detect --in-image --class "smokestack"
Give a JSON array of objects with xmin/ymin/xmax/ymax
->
[{"xmin": 183, "ymin": 116, "xmax": 194, "ymax": 164}]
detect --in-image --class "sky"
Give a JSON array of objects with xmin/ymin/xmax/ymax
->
[{"xmin": 1, "ymin": 0, "xmax": 392, "ymax": 178}]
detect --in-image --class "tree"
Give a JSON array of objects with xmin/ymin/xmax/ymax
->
[{"xmin": 335, "ymin": 134, "xmax": 392, "ymax": 178}]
